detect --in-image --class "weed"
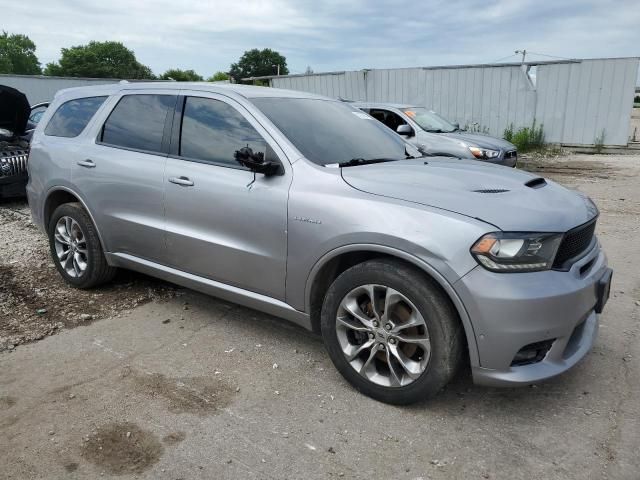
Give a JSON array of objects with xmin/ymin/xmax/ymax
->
[
  {"xmin": 503, "ymin": 120, "xmax": 545, "ymax": 153},
  {"xmin": 465, "ymin": 122, "xmax": 490, "ymax": 134},
  {"xmin": 594, "ymin": 129, "xmax": 606, "ymax": 153}
]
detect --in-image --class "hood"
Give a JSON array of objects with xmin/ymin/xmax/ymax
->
[
  {"xmin": 0, "ymin": 85, "xmax": 30, "ymax": 136},
  {"xmin": 413, "ymin": 130, "xmax": 471, "ymax": 158},
  {"xmin": 443, "ymin": 131, "xmax": 516, "ymax": 152},
  {"xmin": 341, "ymin": 159, "xmax": 597, "ymax": 232}
]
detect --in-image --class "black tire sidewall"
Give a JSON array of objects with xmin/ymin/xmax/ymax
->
[
  {"xmin": 48, "ymin": 203, "xmax": 106, "ymax": 289},
  {"xmin": 321, "ymin": 260, "xmax": 462, "ymax": 405}
]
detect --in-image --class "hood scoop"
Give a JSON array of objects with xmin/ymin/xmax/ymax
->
[
  {"xmin": 473, "ymin": 188, "xmax": 510, "ymax": 194},
  {"xmin": 525, "ymin": 177, "xmax": 547, "ymax": 189}
]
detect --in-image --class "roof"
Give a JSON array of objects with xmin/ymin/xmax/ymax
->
[{"xmin": 54, "ymin": 81, "xmax": 330, "ymax": 102}]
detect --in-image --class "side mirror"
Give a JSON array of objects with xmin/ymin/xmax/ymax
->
[
  {"xmin": 396, "ymin": 124, "xmax": 413, "ymax": 136},
  {"xmin": 234, "ymin": 146, "xmax": 281, "ymax": 176}
]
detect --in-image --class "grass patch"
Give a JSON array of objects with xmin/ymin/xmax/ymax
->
[{"xmin": 504, "ymin": 120, "xmax": 546, "ymax": 153}]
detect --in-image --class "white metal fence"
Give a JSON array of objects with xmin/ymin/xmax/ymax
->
[
  {"xmin": 0, "ymin": 74, "xmax": 119, "ymax": 104},
  {"xmin": 3, "ymin": 58, "xmax": 638, "ymax": 146},
  {"xmin": 271, "ymin": 58, "xmax": 639, "ymax": 146}
]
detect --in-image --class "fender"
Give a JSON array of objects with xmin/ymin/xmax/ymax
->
[
  {"xmin": 304, "ymin": 243, "xmax": 480, "ymax": 367},
  {"xmin": 43, "ymin": 185, "xmax": 109, "ymax": 255}
]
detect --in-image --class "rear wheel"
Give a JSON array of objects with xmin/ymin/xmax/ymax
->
[
  {"xmin": 321, "ymin": 259, "xmax": 463, "ymax": 404},
  {"xmin": 48, "ymin": 202, "xmax": 116, "ymax": 289}
]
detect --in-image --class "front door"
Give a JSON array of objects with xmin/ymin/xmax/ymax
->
[{"xmin": 163, "ymin": 93, "xmax": 290, "ymax": 300}]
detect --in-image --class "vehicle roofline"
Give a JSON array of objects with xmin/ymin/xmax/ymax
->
[{"xmin": 52, "ymin": 82, "xmax": 333, "ymax": 102}]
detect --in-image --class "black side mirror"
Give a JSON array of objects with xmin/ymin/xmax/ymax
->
[
  {"xmin": 234, "ymin": 146, "xmax": 281, "ymax": 176},
  {"xmin": 396, "ymin": 124, "xmax": 413, "ymax": 137}
]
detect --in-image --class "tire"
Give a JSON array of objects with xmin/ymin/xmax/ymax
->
[
  {"xmin": 48, "ymin": 202, "xmax": 116, "ymax": 289},
  {"xmin": 321, "ymin": 259, "xmax": 464, "ymax": 405}
]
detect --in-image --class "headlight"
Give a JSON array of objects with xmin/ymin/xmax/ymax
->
[
  {"xmin": 471, "ymin": 232, "xmax": 563, "ymax": 272},
  {"xmin": 469, "ymin": 147, "xmax": 500, "ymax": 159}
]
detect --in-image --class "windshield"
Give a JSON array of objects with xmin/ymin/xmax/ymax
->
[
  {"xmin": 402, "ymin": 108, "xmax": 457, "ymax": 133},
  {"xmin": 251, "ymin": 98, "xmax": 416, "ymax": 166}
]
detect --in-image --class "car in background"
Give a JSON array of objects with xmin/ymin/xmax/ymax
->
[
  {"xmin": 0, "ymin": 85, "xmax": 31, "ymax": 198},
  {"xmin": 354, "ymin": 102, "xmax": 518, "ymax": 167},
  {"xmin": 26, "ymin": 102, "xmax": 50, "ymax": 138}
]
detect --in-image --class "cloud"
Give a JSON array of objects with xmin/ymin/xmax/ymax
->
[{"xmin": 2, "ymin": 0, "xmax": 639, "ymax": 77}]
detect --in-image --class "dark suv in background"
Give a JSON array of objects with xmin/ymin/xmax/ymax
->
[{"xmin": 0, "ymin": 85, "xmax": 48, "ymax": 198}]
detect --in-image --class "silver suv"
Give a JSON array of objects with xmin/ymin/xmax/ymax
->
[{"xmin": 27, "ymin": 83, "xmax": 612, "ymax": 404}]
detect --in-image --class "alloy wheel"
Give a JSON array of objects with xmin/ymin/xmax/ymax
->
[
  {"xmin": 335, "ymin": 284, "xmax": 431, "ymax": 387},
  {"xmin": 53, "ymin": 216, "xmax": 88, "ymax": 278}
]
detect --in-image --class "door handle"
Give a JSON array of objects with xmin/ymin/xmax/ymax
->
[
  {"xmin": 168, "ymin": 176, "xmax": 194, "ymax": 187},
  {"xmin": 77, "ymin": 159, "xmax": 96, "ymax": 168}
]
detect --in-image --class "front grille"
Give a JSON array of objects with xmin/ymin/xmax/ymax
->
[
  {"xmin": 0, "ymin": 149, "xmax": 29, "ymax": 177},
  {"xmin": 504, "ymin": 150, "xmax": 517, "ymax": 159},
  {"xmin": 553, "ymin": 218, "xmax": 597, "ymax": 269}
]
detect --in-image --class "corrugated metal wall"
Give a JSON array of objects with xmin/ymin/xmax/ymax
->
[
  {"xmin": 536, "ymin": 58, "xmax": 639, "ymax": 145},
  {"xmin": 272, "ymin": 58, "xmax": 639, "ymax": 146},
  {"xmin": 0, "ymin": 74, "xmax": 119, "ymax": 104}
]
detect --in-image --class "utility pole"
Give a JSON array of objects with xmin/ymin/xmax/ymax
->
[
  {"xmin": 273, "ymin": 64, "xmax": 280, "ymax": 76},
  {"xmin": 515, "ymin": 49, "xmax": 527, "ymax": 64}
]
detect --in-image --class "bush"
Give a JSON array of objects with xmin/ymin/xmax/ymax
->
[{"xmin": 503, "ymin": 120, "xmax": 545, "ymax": 152}]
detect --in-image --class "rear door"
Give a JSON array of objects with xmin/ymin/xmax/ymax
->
[
  {"xmin": 163, "ymin": 92, "xmax": 291, "ymax": 299},
  {"xmin": 74, "ymin": 90, "xmax": 177, "ymax": 262}
]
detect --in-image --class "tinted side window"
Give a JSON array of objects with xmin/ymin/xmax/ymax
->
[
  {"xmin": 180, "ymin": 97, "xmax": 266, "ymax": 168},
  {"xmin": 44, "ymin": 96, "xmax": 106, "ymax": 137},
  {"xmin": 101, "ymin": 94, "xmax": 176, "ymax": 153}
]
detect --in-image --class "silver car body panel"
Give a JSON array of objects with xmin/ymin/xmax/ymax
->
[{"xmin": 27, "ymin": 82, "xmax": 607, "ymax": 388}]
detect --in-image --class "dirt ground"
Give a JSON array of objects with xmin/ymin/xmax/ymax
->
[
  {"xmin": 1, "ymin": 153, "xmax": 639, "ymax": 479},
  {"xmin": 0, "ymin": 206, "xmax": 176, "ymax": 351}
]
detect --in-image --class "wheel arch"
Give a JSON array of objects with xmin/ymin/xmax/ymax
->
[
  {"xmin": 43, "ymin": 186, "xmax": 108, "ymax": 253},
  {"xmin": 305, "ymin": 244, "xmax": 480, "ymax": 367}
]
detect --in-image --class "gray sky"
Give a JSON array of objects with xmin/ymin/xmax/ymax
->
[{"xmin": 3, "ymin": 0, "xmax": 640, "ymax": 78}]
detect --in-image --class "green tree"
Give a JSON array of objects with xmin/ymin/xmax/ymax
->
[
  {"xmin": 0, "ymin": 31, "xmax": 41, "ymax": 74},
  {"xmin": 159, "ymin": 68, "xmax": 203, "ymax": 81},
  {"xmin": 207, "ymin": 71, "xmax": 229, "ymax": 82},
  {"xmin": 44, "ymin": 41, "xmax": 154, "ymax": 79},
  {"xmin": 229, "ymin": 48, "xmax": 288, "ymax": 83}
]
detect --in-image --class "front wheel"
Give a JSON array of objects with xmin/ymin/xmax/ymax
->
[
  {"xmin": 48, "ymin": 202, "xmax": 116, "ymax": 289},
  {"xmin": 320, "ymin": 259, "xmax": 464, "ymax": 405}
]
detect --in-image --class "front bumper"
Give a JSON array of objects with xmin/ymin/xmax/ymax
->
[
  {"xmin": 0, "ymin": 173, "xmax": 28, "ymax": 198},
  {"xmin": 455, "ymin": 241, "xmax": 609, "ymax": 387},
  {"xmin": 484, "ymin": 150, "xmax": 517, "ymax": 168}
]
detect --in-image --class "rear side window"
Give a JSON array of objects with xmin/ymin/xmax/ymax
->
[
  {"xmin": 101, "ymin": 94, "xmax": 176, "ymax": 153},
  {"xmin": 179, "ymin": 97, "xmax": 267, "ymax": 168},
  {"xmin": 44, "ymin": 96, "xmax": 106, "ymax": 137}
]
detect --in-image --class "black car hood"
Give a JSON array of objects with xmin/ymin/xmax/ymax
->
[{"xmin": 0, "ymin": 85, "xmax": 30, "ymax": 136}]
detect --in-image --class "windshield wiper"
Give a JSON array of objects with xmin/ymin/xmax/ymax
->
[
  {"xmin": 338, "ymin": 157, "xmax": 401, "ymax": 168},
  {"xmin": 425, "ymin": 129, "xmax": 445, "ymax": 133}
]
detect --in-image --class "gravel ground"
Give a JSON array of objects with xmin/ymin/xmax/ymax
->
[
  {"xmin": 0, "ymin": 203, "xmax": 177, "ymax": 351},
  {"xmin": 1, "ymin": 153, "xmax": 639, "ymax": 480}
]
